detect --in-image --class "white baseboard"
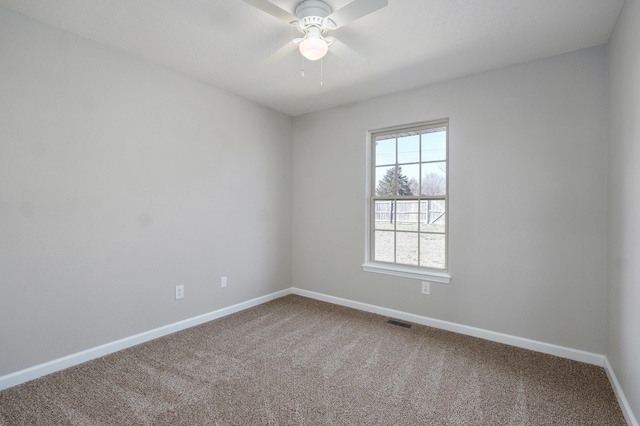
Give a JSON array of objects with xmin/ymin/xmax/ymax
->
[
  {"xmin": 291, "ymin": 288, "xmax": 605, "ymax": 366},
  {"xmin": 0, "ymin": 289, "xmax": 291, "ymax": 391},
  {"xmin": 604, "ymin": 357, "xmax": 639, "ymax": 426}
]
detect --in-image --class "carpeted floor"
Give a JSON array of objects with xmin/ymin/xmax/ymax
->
[{"xmin": 0, "ymin": 295, "xmax": 627, "ymax": 425}]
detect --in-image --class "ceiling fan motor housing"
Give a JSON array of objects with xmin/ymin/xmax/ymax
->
[
  {"xmin": 295, "ymin": 0, "xmax": 332, "ymax": 19},
  {"xmin": 294, "ymin": 0, "xmax": 336, "ymax": 30}
]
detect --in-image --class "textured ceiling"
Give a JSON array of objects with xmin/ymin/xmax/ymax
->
[{"xmin": 0, "ymin": 0, "xmax": 625, "ymax": 116}]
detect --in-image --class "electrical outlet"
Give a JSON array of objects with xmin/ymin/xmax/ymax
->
[
  {"xmin": 175, "ymin": 285, "xmax": 184, "ymax": 300},
  {"xmin": 421, "ymin": 281, "xmax": 430, "ymax": 295},
  {"xmin": 221, "ymin": 276, "xmax": 227, "ymax": 289}
]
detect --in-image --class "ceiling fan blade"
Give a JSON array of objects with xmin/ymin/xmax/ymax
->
[
  {"xmin": 328, "ymin": 38, "xmax": 365, "ymax": 66},
  {"xmin": 240, "ymin": 0, "xmax": 297, "ymax": 23},
  {"xmin": 264, "ymin": 41, "xmax": 299, "ymax": 64},
  {"xmin": 326, "ymin": 0, "xmax": 388, "ymax": 28}
]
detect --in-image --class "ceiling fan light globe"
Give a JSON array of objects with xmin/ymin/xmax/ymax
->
[{"xmin": 299, "ymin": 37, "xmax": 328, "ymax": 61}]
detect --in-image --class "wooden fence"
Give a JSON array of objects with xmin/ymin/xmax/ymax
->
[{"xmin": 375, "ymin": 200, "xmax": 445, "ymax": 224}]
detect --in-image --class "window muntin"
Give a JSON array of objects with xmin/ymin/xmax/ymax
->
[{"xmin": 370, "ymin": 121, "xmax": 448, "ymax": 272}]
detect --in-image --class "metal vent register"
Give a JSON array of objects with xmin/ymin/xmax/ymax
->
[{"xmin": 385, "ymin": 319, "xmax": 413, "ymax": 329}]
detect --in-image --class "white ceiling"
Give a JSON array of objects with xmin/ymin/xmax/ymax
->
[{"xmin": 0, "ymin": 0, "xmax": 625, "ymax": 116}]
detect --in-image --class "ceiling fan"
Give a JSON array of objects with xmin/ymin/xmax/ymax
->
[{"xmin": 241, "ymin": 0, "xmax": 388, "ymax": 65}]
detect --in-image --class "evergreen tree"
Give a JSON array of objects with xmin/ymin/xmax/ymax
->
[{"xmin": 376, "ymin": 167, "xmax": 413, "ymax": 196}]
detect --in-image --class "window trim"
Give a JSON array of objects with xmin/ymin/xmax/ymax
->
[
  {"xmin": 362, "ymin": 119, "xmax": 451, "ymax": 284},
  {"xmin": 362, "ymin": 262, "xmax": 451, "ymax": 283}
]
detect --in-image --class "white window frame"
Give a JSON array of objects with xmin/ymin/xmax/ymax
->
[{"xmin": 362, "ymin": 119, "xmax": 451, "ymax": 284}]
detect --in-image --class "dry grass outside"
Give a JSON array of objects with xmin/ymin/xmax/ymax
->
[{"xmin": 374, "ymin": 221, "xmax": 446, "ymax": 269}]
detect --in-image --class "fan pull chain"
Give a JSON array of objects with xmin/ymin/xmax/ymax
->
[
  {"xmin": 301, "ymin": 56, "xmax": 305, "ymax": 77},
  {"xmin": 320, "ymin": 58, "xmax": 323, "ymax": 86}
]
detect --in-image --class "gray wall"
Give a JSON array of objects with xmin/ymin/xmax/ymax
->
[
  {"xmin": 292, "ymin": 46, "xmax": 609, "ymax": 354},
  {"xmin": 608, "ymin": 0, "xmax": 640, "ymax": 418},
  {"xmin": 0, "ymin": 8, "xmax": 292, "ymax": 376}
]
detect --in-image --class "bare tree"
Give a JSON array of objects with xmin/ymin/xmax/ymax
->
[{"xmin": 421, "ymin": 173, "xmax": 446, "ymax": 195}]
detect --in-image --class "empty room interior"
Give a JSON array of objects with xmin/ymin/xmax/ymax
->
[{"xmin": 0, "ymin": 0, "xmax": 639, "ymax": 424}]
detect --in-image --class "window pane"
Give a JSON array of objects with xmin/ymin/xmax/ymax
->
[
  {"xmin": 375, "ymin": 137, "xmax": 396, "ymax": 166},
  {"xmin": 398, "ymin": 134, "xmax": 420, "ymax": 164},
  {"xmin": 375, "ymin": 166, "xmax": 396, "ymax": 196},
  {"xmin": 401, "ymin": 164, "xmax": 420, "ymax": 196},
  {"xmin": 395, "ymin": 200, "xmax": 419, "ymax": 232},
  {"xmin": 421, "ymin": 162, "xmax": 446, "ymax": 196},
  {"xmin": 396, "ymin": 232, "xmax": 419, "ymax": 266},
  {"xmin": 421, "ymin": 200, "xmax": 446, "ymax": 233},
  {"xmin": 374, "ymin": 231, "xmax": 394, "ymax": 263},
  {"xmin": 374, "ymin": 200, "xmax": 395, "ymax": 230},
  {"xmin": 421, "ymin": 130, "xmax": 446, "ymax": 162},
  {"xmin": 420, "ymin": 233, "xmax": 446, "ymax": 269}
]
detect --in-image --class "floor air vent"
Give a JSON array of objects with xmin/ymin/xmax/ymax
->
[{"xmin": 386, "ymin": 319, "xmax": 413, "ymax": 329}]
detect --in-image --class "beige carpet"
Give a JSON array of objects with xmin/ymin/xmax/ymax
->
[{"xmin": 0, "ymin": 295, "xmax": 626, "ymax": 425}]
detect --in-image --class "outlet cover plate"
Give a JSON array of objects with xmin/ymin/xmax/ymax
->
[{"xmin": 175, "ymin": 285, "xmax": 184, "ymax": 299}]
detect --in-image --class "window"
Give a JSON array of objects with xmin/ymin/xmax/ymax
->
[{"xmin": 363, "ymin": 120, "xmax": 450, "ymax": 283}]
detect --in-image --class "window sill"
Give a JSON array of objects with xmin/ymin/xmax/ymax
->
[{"xmin": 362, "ymin": 263, "xmax": 451, "ymax": 284}]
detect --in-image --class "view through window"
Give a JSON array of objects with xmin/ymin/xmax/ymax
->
[{"xmin": 370, "ymin": 120, "xmax": 448, "ymax": 271}]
